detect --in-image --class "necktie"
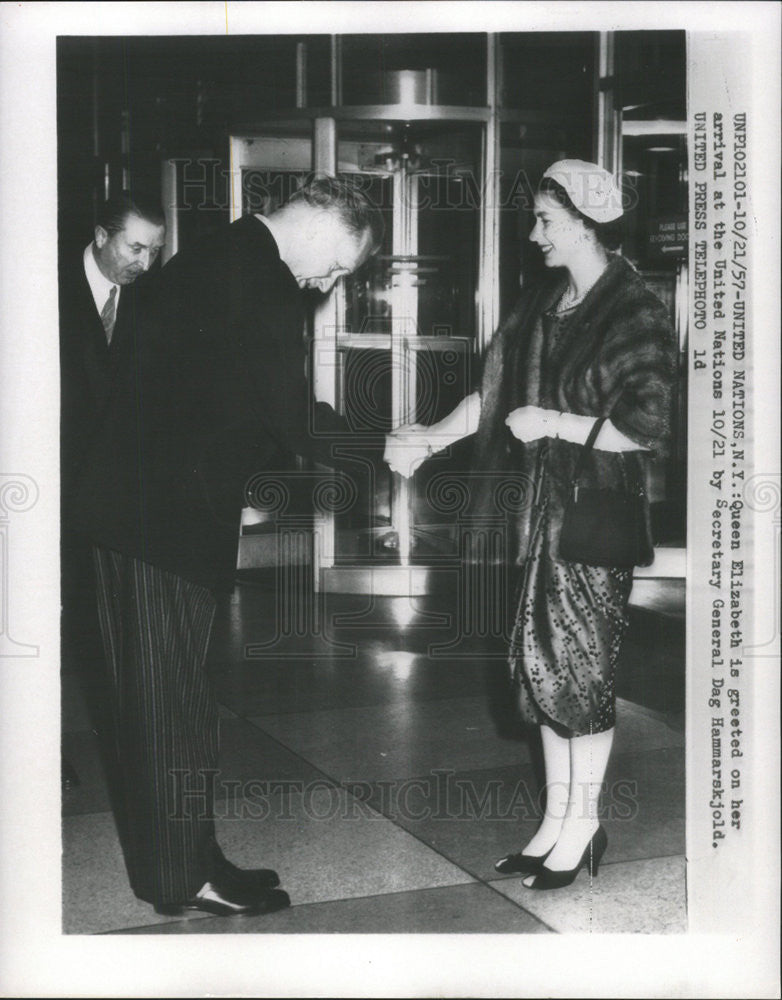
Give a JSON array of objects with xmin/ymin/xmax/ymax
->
[{"xmin": 101, "ymin": 286, "xmax": 117, "ymax": 344}]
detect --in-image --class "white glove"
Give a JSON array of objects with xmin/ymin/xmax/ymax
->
[
  {"xmin": 504, "ymin": 406, "xmax": 561, "ymax": 443},
  {"xmin": 384, "ymin": 426, "xmax": 433, "ymax": 478}
]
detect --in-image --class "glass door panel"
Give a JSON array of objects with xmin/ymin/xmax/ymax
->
[
  {"xmin": 332, "ymin": 121, "xmax": 483, "ymax": 573},
  {"xmin": 617, "ymin": 29, "xmax": 687, "ymax": 551},
  {"xmin": 230, "ymin": 119, "xmax": 488, "ymax": 590},
  {"xmin": 228, "ymin": 134, "xmax": 312, "ymax": 223}
]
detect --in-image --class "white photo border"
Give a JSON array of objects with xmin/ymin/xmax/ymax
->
[{"xmin": 0, "ymin": 3, "xmax": 779, "ymax": 997}]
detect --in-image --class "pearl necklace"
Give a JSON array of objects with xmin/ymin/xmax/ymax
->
[
  {"xmin": 556, "ymin": 286, "xmax": 587, "ymax": 312},
  {"xmin": 556, "ymin": 254, "xmax": 611, "ymax": 313}
]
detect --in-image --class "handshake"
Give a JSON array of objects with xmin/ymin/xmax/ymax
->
[
  {"xmin": 382, "ymin": 404, "xmax": 564, "ymax": 478},
  {"xmin": 383, "ymin": 423, "xmax": 436, "ymax": 479},
  {"xmin": 380, "ymin": 394, "xmax": 483, "ymax": 477}
]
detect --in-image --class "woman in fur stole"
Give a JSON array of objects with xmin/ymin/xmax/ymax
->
[{"xmin": 384, "ymin": 159, "xmax": 677, "ymax": 890}]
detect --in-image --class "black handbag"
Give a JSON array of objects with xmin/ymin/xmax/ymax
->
[{"xmin": 558, "ymin": 417, "xmax": 654, "ymax": 569}]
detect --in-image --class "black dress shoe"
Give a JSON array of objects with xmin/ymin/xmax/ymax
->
[
  {"xmin": 154, "ymin": 877, "xmax": 290, "ymax": 917},
  {"xmin": 494, "ymin": 845, "xmax": 553, "ymax": 875},
  {"xmin": 213, "ymin": 848, "xmax": 280, "ymax": 890},
  {"xmin": 523, "ymin": 825, "xmax": 608, "ymax": 891}
]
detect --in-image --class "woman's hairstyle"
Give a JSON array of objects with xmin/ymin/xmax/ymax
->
[
  {"xmin": 538, "ymin": 176, "xmax": 624, "ymax": 252},
  {"xmin": 288, "ymin": 175, "xmax": 385, "ymax": 254}
]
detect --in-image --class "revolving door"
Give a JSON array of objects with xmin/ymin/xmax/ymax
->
[{"xmin": 230, "ymin": 114, "xmax": 497, "ymax": 593}]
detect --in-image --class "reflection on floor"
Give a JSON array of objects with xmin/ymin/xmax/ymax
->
[{"xmin": 62, "ymin": 575, "xmax": 686, "ymax": 935}]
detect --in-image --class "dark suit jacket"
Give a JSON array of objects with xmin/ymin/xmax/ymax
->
[
  {"xmin": 59, "ymin": 246, "xmax": 155, "ymax": 520},
  {"xmin": 59, "ymin": 245, "xmax": 159, "ymax": 669},
  {"xmin": 69, "ymin": 215, "xmax": 378, "ymax": 591}
]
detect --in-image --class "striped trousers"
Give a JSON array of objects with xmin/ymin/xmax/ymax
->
[{"xmin": 92, "ymin": 546, "xmax": 219, "ymax": 905}]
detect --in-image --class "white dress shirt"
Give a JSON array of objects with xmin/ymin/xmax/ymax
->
[{"xmin": 83, "ymin": 243, "xmax": 121, "ymax": 319}]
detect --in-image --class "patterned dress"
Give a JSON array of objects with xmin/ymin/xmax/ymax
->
[
  {"xmin": 507, "ymin": 303, "xmax": 634, "ymax": 736},
  {"xmin": 471, "ymin": 256, "xmax": 677, "ymax": 738}
]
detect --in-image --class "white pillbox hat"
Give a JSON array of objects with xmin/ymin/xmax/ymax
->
[{"xmin": 541, "ymin": 159, "xmax": 624, "ymax": 223}]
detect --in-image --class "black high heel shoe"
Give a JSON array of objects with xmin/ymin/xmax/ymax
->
[
  {"xmin": 523, "ymin": 825, "xmax": 607, "ymax": 890},
  {"xmin": 494, "ymin": 845, "xmax": 554, "ymax": 875}
]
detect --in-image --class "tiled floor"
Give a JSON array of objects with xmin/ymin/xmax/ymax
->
[{"xmin": 61, "ymin": 577, "xmax": 686, "ymax": 935}]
